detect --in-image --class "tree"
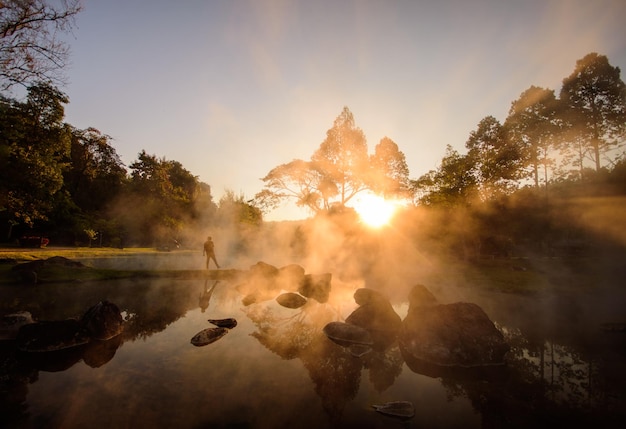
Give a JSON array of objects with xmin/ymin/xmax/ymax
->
[
  {"xmin": 505, "ymin": 87, "xmax": 560, "ymax": 188},
  {"xmin": 66, "ymin": 127, "xmax": 126, "ymax": 213},
  {"xmin": 560, "ymin": 53, "xmax": 626, "ymax": 173},
  {"xmin": 416, "ymin": 145, "xmax": 477, "ymax": 207},
  {"xmin": 369, "ymin": 137, "xmax": 411, "ymax": 198},
  {"xmin": 466, "ymin": 116, "xmax": 521, "ymax": 197},
  {"xmin": 0, "ymin": 82, "xmax": 71, "ymax": 230},
  {"xmin": 311, "ymin": 106, "xmax": 369, "ymax": 206},
  {"xmin": 255, "ymin": 159, "xmax": 329, "ymax": 214},
  {"xmin": 124, "ymin": 150, "xmax": 200, "ymax": 245},
  {"xmin": 217, "ymin": 190, "xmax": 263, "ymax": 227},
  {"xmin": 0, "ymin": 0, "xmax": 82, "ymax": 90}
]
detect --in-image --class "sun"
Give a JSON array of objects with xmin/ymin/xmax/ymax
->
[{"xmin": 351, "ymin": 193, "xmax": 398, "ymax": 228}]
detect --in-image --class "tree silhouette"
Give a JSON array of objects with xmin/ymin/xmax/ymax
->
[
  {"xmin": 0, "ymin": 0, "xmax": 82, "ymax": 90},
  {"xmin": 560, "ymin": 53, "xmax": 626, "ymax": 173}
]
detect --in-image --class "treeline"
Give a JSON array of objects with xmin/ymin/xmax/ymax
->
[
  {"xmin": 414, "ymin": 52, "xmax": 626, "ymax": 206},
  {"xmin": 406, "ymin": 52, "xmax": 626, "ymax": 258},
  {"xmin": 0, "ymin": 83, "xmax": 261, "ymax": 247},
  {"xmin": 1, "ymin": 52, "xmax": 625, "ymax": 253}
]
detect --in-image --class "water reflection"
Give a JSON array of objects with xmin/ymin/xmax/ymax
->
[
  {"xmin": 198, "ymin": 279, "xmax": 218, "ymax": 313},
  {"xmin": 1, "ymin": 275, "xmax": 625, "ymax": 428}
]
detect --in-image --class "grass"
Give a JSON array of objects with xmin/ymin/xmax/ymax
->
[
  {"xmin": 0, "ymin": 246, "xmax": 167, "ymax": 261},
  {"xmin": 0, "ymin": 246, "xmax": 237, "ymax": 285}
]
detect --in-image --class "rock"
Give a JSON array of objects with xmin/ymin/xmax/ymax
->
[
  {"xmin": 346, "ymin": 288, "xmax": 401, "ymax": 350},
  {"xmin": 323, "ymin": 321, "xmax": 373, "ymax": 353},
  {"xmin": 0, "ymin": 311, "xmax": 35, "ymax": 340},
  {"xmin": 16, "ymin": 319, "xmax": 90, "ymax": 352},
  {"xmin": 208, "ymin": 318, "xmax": 238, "ymax": 329},
  {"xmin": 276, "ymin": 292, "xmax": 307, "ymax": 309},
  {"xmin": 81, "ymin": 301, "xmax": 124, "ymax": 340},
  {"xmin": 400, "ymin": 302, "xmax": 509, "ymax": 368},
  {"xmin": 44, "ymin": 256, "xmax": 85, "ymax": 267},
  {"xmin": 407, "ymin": 284, "xmax": 438, "ymax": 308},
  {"xmin": 249, "ymin": 261, "xmax": 279, "ymax": 278},
  {"xmin": 191, "ymin": 327, "xmax": 229, "ymax": 347},
  {"xmin": 372, "ymin": 401, "xmax": 415, "ymax": 419},
  {"xmin": 276, "ymin": 264, "xmax": 306, "ymax": 290},
  {"xmin": 298, "ymin": 273, "xmax": 332, "ymax": 303},
  {"xmin": 353, "ymin": 288, "xmax": 388, "ymax": 306}
]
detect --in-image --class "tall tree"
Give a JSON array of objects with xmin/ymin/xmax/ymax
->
[
  {"xmin": 504, "ymin": 87, "xmax": 559, "ymax": 188},
  {"xmin": 369, "ymin": 137, "xmax": 411, "ymax": 198},
  {"xmin": 124, "ymin": 150, "xmax": 200, "ymax": 244},
  {"xmin": 311, "ymin": 106, "xmax": 369, "ymax": 206},
  {"xmin": 0, "ymin": 0, "xmax": 82, "ymax": 90},
  {"xmin": 255, "ymin": 159, "xmax": 330, "ymax": 214},
  {"xmin": 560, "ymin": 53, "xmax": 626, "ymax": 172},
  {"xmin": 66, "ymin": 127, "xmax": 126, "ymax": 212},
  {"xmin": 0, "ymin": 82, "xmax": 71, "ymax": 230},
  {"xmin": 416, "ymin": 145, "xmax": 477, "ymax": 207}
]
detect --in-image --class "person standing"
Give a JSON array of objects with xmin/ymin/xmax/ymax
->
[{"xmin": 203, "ymin": 236, "xmax": 220, "ymax": 269}]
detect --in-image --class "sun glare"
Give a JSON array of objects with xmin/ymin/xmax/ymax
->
[{"xmin": 352, "ymin": 194, "xmax": 398, "ymax": 228}]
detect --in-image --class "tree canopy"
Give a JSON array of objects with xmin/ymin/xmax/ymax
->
[
  {"xmin": 256, "ymin": 107, "xmax": 412, "ymax": 214},
  {"xmin": 560, "ymin": 53, "xmax": 626, "ymax": 172},
  {"xmin": 0, "ymin": 0, "xmax": 82, "ymax": 90}
]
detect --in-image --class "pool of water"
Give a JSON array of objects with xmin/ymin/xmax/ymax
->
[{"xmin": 1, "ymin": 270, "xmax": 625, "ymax": 428}]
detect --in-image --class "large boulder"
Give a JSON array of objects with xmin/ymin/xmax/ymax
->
[
  {"xmin": 276, "ymin": 264, "xmax": 306, "ymax": 291},
  {"xmin": 400, "ymin": 301, "xmax": 509, "ymax": 368},
  {"xmin": 298, "ymin": 273, "xmax": 332, "ymax": 303},
  {"xmin": 346, "ymin": 288, "xmax": 401, "ymax": 350},
  {"xmin": 81, "ymin": 301, "xmax": 124, "ymax": 340},
  {"xmin": 407, "ymin": 284, "xmax": 439, "ymax": 308}
]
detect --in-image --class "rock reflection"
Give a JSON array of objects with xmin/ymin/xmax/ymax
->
[{"xmin": 244, "ymin": 284, "xmax": 406, "ymax": 424}]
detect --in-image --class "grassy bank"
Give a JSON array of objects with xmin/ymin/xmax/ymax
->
[
  {"xmin": 0, "ymin": 246, "xmax": 165, "ymax": 261},
  {"xmin": 0, "ymin": 246, "xmax": 236, "ymax": 285}
]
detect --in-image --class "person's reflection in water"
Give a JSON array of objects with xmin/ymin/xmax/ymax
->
[{"xmin": 199, "ymin": 279, "xmax": 219, "ymax": 313}]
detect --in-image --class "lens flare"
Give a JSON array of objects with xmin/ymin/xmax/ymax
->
[{"xmin": 351, "ymin": 193, "xmax": 398, "ymax": 228}]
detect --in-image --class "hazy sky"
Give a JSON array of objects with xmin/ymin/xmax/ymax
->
[{"xmin": 62, "ymin": 0, "xmax": 626, "ymax": 220}]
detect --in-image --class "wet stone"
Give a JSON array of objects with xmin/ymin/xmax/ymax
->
[
  {"xmin": 208, "ymin": 318, "xmax": 238, "ymax": 329},
  {"xmin": 276, "ymin": 292, "xmax": 307, "ymax": 309},
  {"xmin": 372, "ymin": 401, "xmax": 415, "ymax": 419},
  {"xmin": 323, "ymin": 321, "xmax": 373, "ymax": 348},
  {"xmin": 191, "ymin": 327, "xmax": 229, "ymax": 347}
]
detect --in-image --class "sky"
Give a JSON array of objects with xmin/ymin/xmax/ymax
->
[{"xmin": 60, "ymin": 0, "xmax": 626, "ymax": 221}]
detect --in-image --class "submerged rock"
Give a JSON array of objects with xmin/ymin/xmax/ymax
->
[
  {"xmin": 372, "ymin": 401, "xmax": 415, "ymax": 419},
  {"xmin": 191, "ymin": 327, "xmax": 229, "ymax": 347},
  {"xmin": 208, "ymin": 318, "xmax": 238, "ymax": 329},
  {"xmin": 276, "ymin": 292, "xmax": 307, "ymax": 309}
]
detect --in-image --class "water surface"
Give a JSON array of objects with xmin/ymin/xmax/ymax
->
[{"xmin": 1, "ymin": 264, "xmax": 625, "ymax": 428}]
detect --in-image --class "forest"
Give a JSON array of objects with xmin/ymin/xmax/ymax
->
[{"xmin": 1, "ymin": 1, "xmax": 625, "ymax": 259}]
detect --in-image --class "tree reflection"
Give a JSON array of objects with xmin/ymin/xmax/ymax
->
[
  {"xmin": 416, "ymin": 325, "xmax": 626, "ymax": 427},
  {"xmin": 243, "ymin": 288, "xmax": 406, "ymax": 425}
]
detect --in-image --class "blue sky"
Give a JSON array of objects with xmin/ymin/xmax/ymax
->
[{"xmin": 61, "ymin": 0, "xmax": 626, "ymax": 220}]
